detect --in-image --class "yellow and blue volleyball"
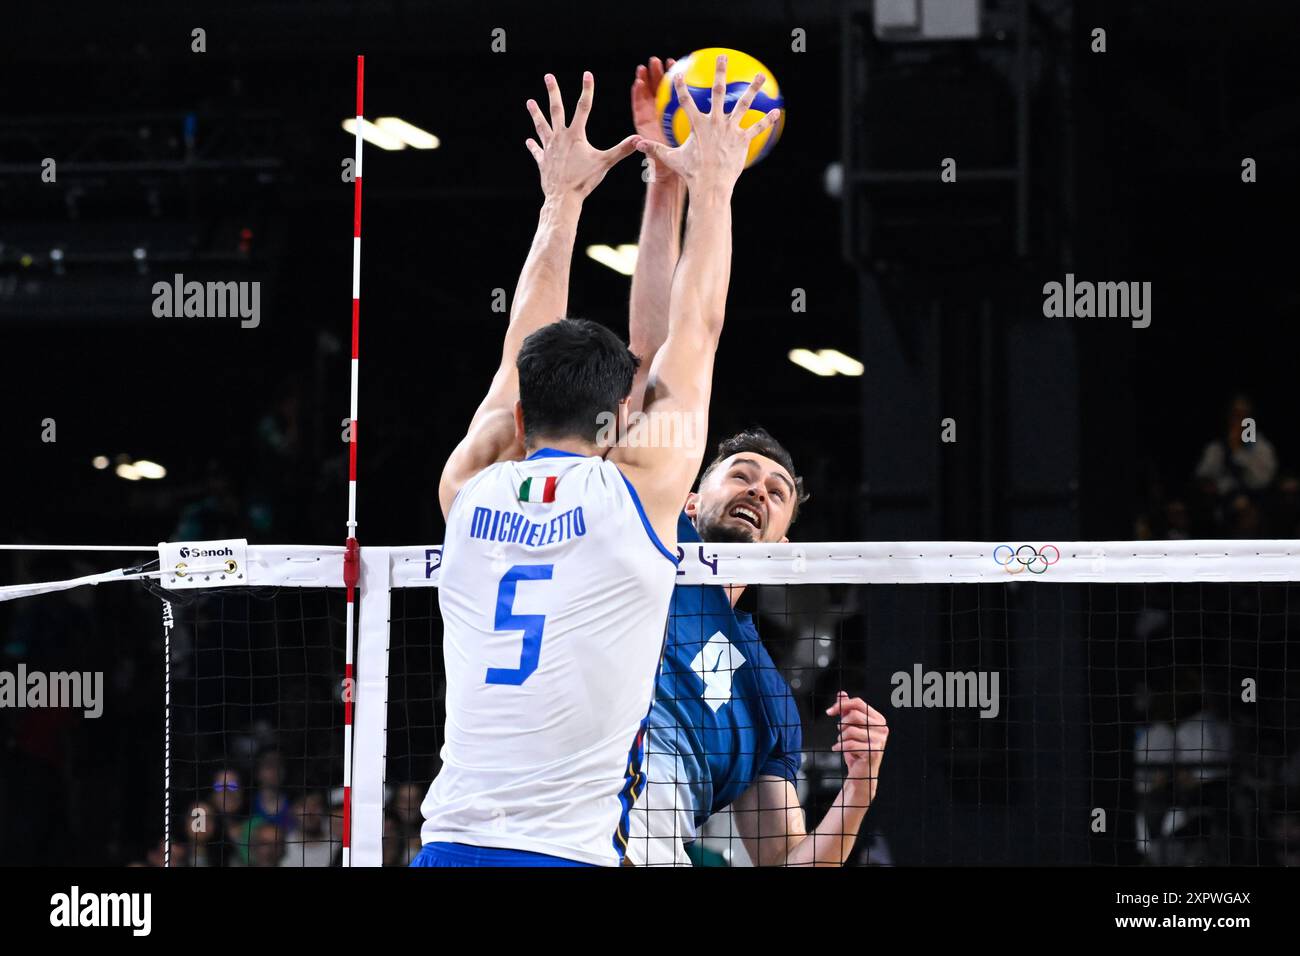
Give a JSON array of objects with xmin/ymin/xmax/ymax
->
[{"xmin": 654, "ymin": 48, "xmax": 785, "ymax": 168}]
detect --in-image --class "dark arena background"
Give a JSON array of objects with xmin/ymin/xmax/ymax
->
[{"xmin": 0, "ymin": 0, "xmax": 1297, "ymax": 935}]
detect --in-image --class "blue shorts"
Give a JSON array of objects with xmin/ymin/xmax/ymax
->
[{"xmin": 409, "ymin": 841, "xmax": 596, "ymax": 868}]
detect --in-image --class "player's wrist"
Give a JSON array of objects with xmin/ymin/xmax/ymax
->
[
  {"xmin": 841, "ymin": 774, "xmax": 878, "ymax": 805},
  {"xmin": 684, "ymin": 179, "xmax": 733, "ymax": 207},
  {"xmin": 646, "ymin": 162, "xmax": 682, "ymax": 189},
  {"xmin": 540, "ymin": 191, "xmax": 584, "ymax": 221}
]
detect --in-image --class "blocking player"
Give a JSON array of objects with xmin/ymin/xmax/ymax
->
[
  {"xmin": 414, "ymin": 61, "xmax": 782, "ymax": 867},
  {"xmin": 625, "ymin": 57, "xmax": 889, "ymax": 866}
]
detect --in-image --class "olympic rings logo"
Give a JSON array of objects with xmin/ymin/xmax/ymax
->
[{"xmin": 993, "ymin": 544, "xmax": 1061, "ymax": 575}]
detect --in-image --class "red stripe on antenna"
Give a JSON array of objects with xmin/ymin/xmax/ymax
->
[
  {"xmin": 353, "ymin": 177, "xmax": 362, "ymax": 237},
  {"xmin": 351, "ymin": 299, "xmax": 360, "ymax": 358},
  {"xmin": 356, "ymin": 56, "xmax": 365, "ymax": 115}
]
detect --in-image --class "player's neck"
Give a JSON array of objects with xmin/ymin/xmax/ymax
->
[
  {"xmin": 725, "ymin": 583, "xmax": 745, "ymax": 607},
  {"xmin": 525, "ymin": 437, "xmax": 601, "ymax": 458}
]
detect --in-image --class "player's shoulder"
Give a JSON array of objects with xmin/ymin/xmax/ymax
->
[{"xmin": 445, "ymin": 458, "xmax": 502, "ymax": 518}]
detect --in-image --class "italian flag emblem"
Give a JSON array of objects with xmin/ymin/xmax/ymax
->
[{"xmin": 518, "ymin": 475, "xmax": 557, "ymax": 504}]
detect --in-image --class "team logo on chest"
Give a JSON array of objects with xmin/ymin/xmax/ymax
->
[{"xmin": 689, "ymin": 631, "xmax": 748, "ymax": 712}]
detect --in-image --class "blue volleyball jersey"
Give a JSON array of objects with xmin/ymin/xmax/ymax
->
[{"xmin": 626, "ymin": 513, "xmax": 802, "ymax": 865}]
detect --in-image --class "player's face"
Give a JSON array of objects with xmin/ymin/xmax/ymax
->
[{"xmin": 688, "ymin": 453, "xmax": 797, "ymax": 544}]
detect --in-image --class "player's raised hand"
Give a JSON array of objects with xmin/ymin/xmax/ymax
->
[
  {"xmin": 827, "ymin": 691, "xmax": 889, "ymax": 797},
  {"xmin": 526, "ymin": 71, "xmax": 639, "ymax": 200},
  {"xmin": 634, "ymin": 54, "xmax": 780, "ymax": 193},
  {"xmin": 630, "ymin": 56, "xmax": 676, "ymax": 180}
]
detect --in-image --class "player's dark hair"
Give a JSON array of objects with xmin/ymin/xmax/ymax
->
[
  {"xmin": 700, "ymin": 426, "xmax": 810, "ymax": 523},
  {"xmin": 516, "ymin": 319, "xmax": 640, "ymax": 446}
]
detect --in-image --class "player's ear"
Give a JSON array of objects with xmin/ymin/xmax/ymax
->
[
  {"xmin": 684, "ymin": 492, "xmax": 699, "ymax": 518},
  {"xmin": 513, "ymin": 401, "xmax": 526, "ymax": 445}
]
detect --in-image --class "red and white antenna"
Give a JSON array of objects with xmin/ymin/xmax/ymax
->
[{"xmin": 341, "ymin": 53, "xmax": 364, "ymax": 868}]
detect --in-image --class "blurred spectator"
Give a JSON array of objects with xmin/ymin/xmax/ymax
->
[
  {"xmin": 220, "ymin": 750, "xmax": 300, "ymax": 865},
  {"xmin": 1193, "ymin": 394, "xmax": 1278, "ymax": 501},
  {"xmin": 1273, "ymin": 813, "xmax": 1300, "ymax": 866},
  {"xmin": 210, "ymin": 766, "xmax": 249, "ymax": 865},
  {"xmin": 143, "ymin": 838, "xmax": 187, "ymax": 867},
  {"xmin": 279, "ymin": 791, "xmax": 339, "ymax": 867},
  {"xmin": 180, "ymin": 799, "xmax": 225, "ymax": 867},
  {"xmin": 391, "ymin": 782, "xmax": 424, "ymax": 843},
  {"xmin": 250, "ymin": 749, "xmax": 295, "ymax": 833},
  {"xmin": 1227, "ymin": 493, "xmax": 1263, "ymax": 538},
  {"xmin": 1133, "ymin": 667, "xmax": 1232, "ymax": 865},
  {"xmin": 248, "ymin": 377, "xmax": 316, "ymax": 537},
  {"xmin": 172, "ymin": 461, "xmax": 245, "ymax": 541},
  {"xmin": 382, "ymin": 813, "xmax": 406, "ymax": 867},
  {"xmin": 248, "ymin": 822, "xmax": 286, "ymax": 867}
]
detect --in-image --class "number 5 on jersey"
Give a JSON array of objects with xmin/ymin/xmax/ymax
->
[{"xmin": 486, "ymin": 564, "xmax": 554, "ymax": 686}]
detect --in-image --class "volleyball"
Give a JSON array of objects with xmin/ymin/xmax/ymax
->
[{"xmin": 654, "ymin": 47, "xmax": 785, "ymax": 168}]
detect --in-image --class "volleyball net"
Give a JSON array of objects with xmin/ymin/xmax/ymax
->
[{"xmin": 2, "ymin": 538, "xmax": 1298, "ymax": 866}]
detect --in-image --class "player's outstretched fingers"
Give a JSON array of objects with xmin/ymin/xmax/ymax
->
[
  {"xmin": 745, "ymin": 108, "xmax": 783, "ymax": 141},
  {"xmin": 602, "ymin": 134, "xmax": 640, "ymax": 167},
  {"xmin": 827, "ymin": 691, "xmax": 868, "ymax": 720},
  {"xmin": 544, "ymin": 73, "xmax": 566, "ymax": 130},
  {"xmin": 572, "ymin": 71, "xmax": 594, "ymax": 131},
  {"xmin": 825, "ymin": 690, "xmax": 850, "ymax": 716},
  {"xmin": 709, "ymin": 54, "xmax": 728, "ymax": 119},
  {"xmin": 635, "ymin": 138, "xmax": 674, "ymax": 169},
  {"xmin": 732, "ymin": 73, "xmax": 766, "ymax": 121},
  {"xmin": 673, "ymin": 72, "xmax": 702, "ymax": 123},
  {"xmin": 526, "ymin": 99, "xmax": 551, "ymax": 145},
  {"xmin": 525, "ymin": 139, "xmax": 544, "ymax": 165}
]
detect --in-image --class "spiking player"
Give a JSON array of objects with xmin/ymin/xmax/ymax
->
[
  {"xmin": 413, "ymin": 61, "xmax": 782, "ymax": 866},
  {"xmin": 625, "ymin": 57, "xmax": 890, "ymax": 866}
]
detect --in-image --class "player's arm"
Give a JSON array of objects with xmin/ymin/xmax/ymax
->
[
  {"xmin": 611, "ymin": 56, "xmax": 782, "ymax": 541},
  {"xmin": 626, "ymin": 56, "xmax": 686, "ymax": 414},
  {"xmin": 438, "ymin": 72, "xmax": 638, "ymax": 517},
  {"xmin": 732, "ymin": 694, "xmax": 889, "ymax": 866}
]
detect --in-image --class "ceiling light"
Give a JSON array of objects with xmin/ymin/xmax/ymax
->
[
  {"xmin": 585, "ymin": 244, "xmax": 638, "ymax": 276},
  {"xmin": 374, "ymin": 117, "xmax": 440, "ymax": 149},
  {"xmin": 342, "ymin": 118, "xmax": 406, "ymax": 151},
  {"xmin": 788, "ymin": 348, "xmax": 836, "ymax": 376},
  {"xmin": 133, "ymin": 459, "xmax": 167, "ymax": 480}
]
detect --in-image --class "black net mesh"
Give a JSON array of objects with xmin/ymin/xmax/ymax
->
[
  {"xmin": 384, "ymin": 579, "xmax": 1299, "ymax": 866},
  {"xmin": 160, "ymin": 585, "xmax": 347, "ymax": 867}
]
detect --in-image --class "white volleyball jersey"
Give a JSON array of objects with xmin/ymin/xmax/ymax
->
[{"xmin": 420, "ymin": 447, "xmax": 678, "ymax": 866}]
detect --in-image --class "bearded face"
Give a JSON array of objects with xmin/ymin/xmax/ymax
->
[{"xmin": 688, "ymin": 453, "xmax": 797, "ymax": 545}]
